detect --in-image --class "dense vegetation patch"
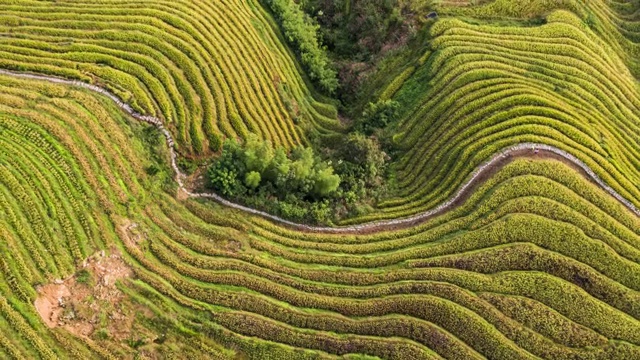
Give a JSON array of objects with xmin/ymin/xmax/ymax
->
[
  {"xmin": 208, "ymin": 133, "xmax": 390, "ymax": 224},
  {"xmin": 264, "ymin": 0, "xmax": 339, "ymax": 94},
  {"xmin": 300, "ymin": 0, "xmax": 425, "ymax": 104}
]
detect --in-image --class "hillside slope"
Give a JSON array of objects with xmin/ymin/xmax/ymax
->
[
  {"xmin": 351, "ymin": 8, "xmax": 640, "ymax": 224},
  {"xmin": 0, "ymin": 0, "xmax": 638, "ymax": 359},
  {"xmin": 0, "ymin": 0, "xmax": 341, "ymax": 155}
]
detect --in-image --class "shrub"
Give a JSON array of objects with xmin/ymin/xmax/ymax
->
[
  {"xmin": 357, "ymin": 100, "xmax": 400, "ymax": 135},
  {"xmin": 177, "ymin": 158, "xmax": 198, "ymax": 175},
  {"xmin": 245, "ymin": 171, "xmax": 262, "ymax": 189},
  {"xmin": 76, "ymin": 269, "xmax": 92, "ymax": 284},
  {"xmin": 312, "ymin": 167, "xmax": 340, "ymax": 197},
  {"xmin": 209, "ymin": 166, "xmax": 240, "ymax": 196},
  {"xmin": 207, "ymin": 134, "xmax": 344, "ymax": 223}
]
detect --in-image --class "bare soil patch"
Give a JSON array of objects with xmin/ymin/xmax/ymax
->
[
  {"xmin": 181, "ymin": 165, "xmax": 209, "ymax": 195},
  {"xmin": 34, "ymin": 249, "xmax": 134, "ymax": 340},
  {"xmin": 119, "ymin": 219, "xmax": 146, "ymax": 247}
]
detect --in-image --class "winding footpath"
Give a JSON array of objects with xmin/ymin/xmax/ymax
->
[{"xmin": 1, "ymin": 68, "xmax": 638, "ymax": 233}]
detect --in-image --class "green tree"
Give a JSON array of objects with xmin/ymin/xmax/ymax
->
[
  {"xmin": 313, "ymin": 166, "xmax": 340, "ymax": 197},
  {"xmin": 243, "ymin": 134, "xmax": 274, "ymax": 173},
  {"xmin": 290, "ymin": 146, "xmax": 315, "ymax": 181},
  {"xmin": 310, "ymin": 200, "xmax": 332, "ymax": 223},
  {"xmin": 244, "ymin": 171, "xmax": 262, "ymax": 189},
  {"xmin": 264, "ymin": 0, "xmax": 338, "ymax": 93},
  {"xmin": 265, "ymin": 147, "xmax": 292, "ymax": 187},
  {"xmin": 209, "ymin": 166, "xmax": 238, "ymax": 196},
  {"xmin": 339, "ymin": 133, "xmax": 387, "ymax": 184},
  {"xmin": 207, "ymin": 133, "xmax": 345, "ymax": 224},
  {"xmin": 208, "ymin": 139, "xmax": 245, "ymax": 196}
]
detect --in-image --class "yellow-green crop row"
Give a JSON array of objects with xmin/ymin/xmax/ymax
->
[
  {"xmin": 0, "ymin": 1, "xmax": 639, "ymax": 359},
  {"xmin": 1, "ymin": 69, "xmax": 639, "ymax": 359},
  {"xmin": 0, "ymin": 0, "xmax": 342, "ymax": 155},
  {"xmin": 348, "ymin": 10, "xmax": 640, "ymax": 223}
]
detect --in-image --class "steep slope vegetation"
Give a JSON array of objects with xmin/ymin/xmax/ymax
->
[
  {"xmin": 0, "ymin": 71, "xmax": 639, "ymax": 359},
  {"xmin": 357, "ymin": 9, "xmax": 640, "ymax": 224},
  {"xmin": 0, "ymin": 0, "xmax": 638, "ymax": 359},
  {"xmin": 0, "ymin": 0, "xmax": 341, "ymax": 155},
  {"xmin": 0, "ymin": 74, "xmax": 236, "ymax": 358}
]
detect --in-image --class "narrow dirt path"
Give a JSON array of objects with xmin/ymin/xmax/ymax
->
[{"xmin": 1, "ymin": 68, "xmax": 637, "ymax": 234}]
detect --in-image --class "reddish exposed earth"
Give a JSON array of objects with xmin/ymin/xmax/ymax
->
[{"xmin": 34, "ymin": 250, "xmax": 133, "ymax": 339}]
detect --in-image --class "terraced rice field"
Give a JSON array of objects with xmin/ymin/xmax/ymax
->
[
  {"xmin": 0, "ymin": 0, "xmax": 342, "ymax": 155},
  {"xmin": 363, "ymin": 8, "xmax": 640, "ymax": 224},
  {"xmin": 0, "ymin": 0, "xmax": 639, "ymax": 359}
]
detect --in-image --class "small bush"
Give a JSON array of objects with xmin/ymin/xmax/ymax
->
[
  {"xmin": 245, "ymin": 171, "xmax": 262, "ymax": 189},
  {"xmin": 76, "ymin": 269, "xmax": 92, "ymax": 284},
  {"xmin": 357, "ymin": 100, "xmax": 400, "ymax": 135}
]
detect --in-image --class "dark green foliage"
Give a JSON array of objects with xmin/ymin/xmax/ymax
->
[
  {"xmin": 332, "ymin": 133, "xmax": 391, "ymax": 218},
  {"xmin": 298, "ymin": 0, "xmax": 439, "ymax": 120},
  {"xmin": 75, "ymin": 269, "xmax": 92, "ymax": 285},
  {"xmin": 209, "ymin": 166, "xmax": 240, "ymax": 196},
  {"xmin": 177, "ymin": 158, "xmax": 198, "ymax": 175},
  {"xmin": 264, "ymin": 0, "xmax": 339, "ymax": 94},
  {"xmin": 302, "ymin": 0, "xmax": 407, "ymax": 60},
  {"xmin": 336, "ymin": 133, "xmax": 388, "ymax": 186},
  {"xmin": 208, "ymin": 140, "xmax": 245, "ymax": 196},
  {"xmin": 145, "ymin": 165, "xmax": 160, "ymax": 176},
  {"xmin": 356, "ymin": 99, "xmax": 400, "ymax": 135},
  {"xmin": 207, "ymin": 134, "xmax": 342, "ymax": 223},
  {"xmin": 206, "ymin": 132, "xmax": 391, "ymax": 223}
]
